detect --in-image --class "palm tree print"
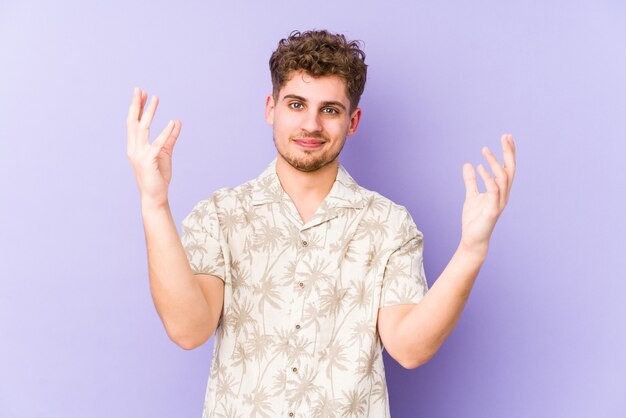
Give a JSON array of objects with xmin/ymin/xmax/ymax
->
[
  {"xmin": 312, "ymin": 392, "xmax": 339, "ymax": 418},
  {"xmin": 340, "ymin": 387, "xmax": 368, "ymax": 417},
  {"xmin": 253, "ymin": 276, "xmax": 282, "ymax": 314},
  {"xmin": 319, "ymin": 282, "xmax": 348, "ymax": 319},
  {"xmin": 348, "ymin": 320, "xmax": 375, "ymax": 348},
  {"xmin": 224, "ymin": 299, "xmax": 257, "ymax": 339},
  {"xmin": 215, "ymin": 405, "xmax": 244, "ymax": 418},
  {"xmin": 232, "ymin": 342, "xmax": 251, "ymax": 376},
  {"xmin": 357, "ymin": 344, "xmax": 382, "ymax": 385},
  {"xmin": 180, "ymin": 159, "xmax": 429, "ymax": 417},
  {"xmin": 319, "ymin": 339, "xmax": 349, "ymax": 397},
  {"xmin": 218, "ymin": 207, "xmax": 242, "ymax": 236},
  {"xmin": 297, "ymin": 258, "xmax": 334, "ymax": 298},
  {"xmin": 243, "ymin": 387, "xmax": 273, "ymax": 418},
  {"xmin": 252, "ymin": 220, "xmax": 283, "ymax": 253},
  {"xmin": 246, "ymin": 328, "xmax": 273, "ymax": 363},
  {"xmin": 214, "ymin": 369, "xmax": 236, "ymax": 402},
  {"xmin": 287, "ymin": 365, "xmax": 322, "ymax": 409},
  {"xmin": 230, "ymin": 260, "xmax": 251, "ymax": 298}
]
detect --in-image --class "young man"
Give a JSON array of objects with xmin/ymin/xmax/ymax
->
[{"xmin": 127, "ymin": 30, "xmax": 516, "ymax": 418}]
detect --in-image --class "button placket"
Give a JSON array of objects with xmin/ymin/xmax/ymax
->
[{"xmin": 287, "ymin": 238, "xmax": 306, "ymax": 418}]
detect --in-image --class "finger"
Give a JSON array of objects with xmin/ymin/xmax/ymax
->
[
  {"xmin": 482, "ymin": 146, "xmax": 508, "ymax": 182},
  {"xmin": 462, "ymin": 163, "xmax": 479, "ymax": 199},
  {"xmin": 164, "ymin": 120, "xmax": 183, "ymax": 154},
  {"xmin": 170, "ymin": 119, "xmax": 182, "ymax": 147},
  {"xmin": 149, "ymin": 120, "xmax": 179, "ymax": 158},
  {"xmin": 138, "ymin": 90, "xmax": 148, "ymax": 121},
  {"xmin": 126, "ymin": 87, "xmax": 140, "ymax": 124},
  {"xmin": 126, "ymin": 87, "xmax": 141, "ymax": 151},
  {"xmin": 477, "ymin": 163, "xmax": 499, "ymax": 201},
  {"xmin": 482, "ymin": 146, "xmax": 508, "ymax": 208},
  {"xmin": 138, "ymin": 95, "xmax": 159, "ymax": 131},
  {"xmin": 501, "ymin": 134, "xmax": 516, "ymax": 190}
]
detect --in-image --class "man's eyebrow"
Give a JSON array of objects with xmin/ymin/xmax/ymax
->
[
  {"xmin": 283, "ymin": 94, "xmax": 307, "ymax": 103},
  {"xmin": 282, "ymin": 94, "xmax": 347, "ymax": 111}
]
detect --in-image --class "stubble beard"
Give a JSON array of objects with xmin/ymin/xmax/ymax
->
[{"xmin": 274, "ymin": 134, "xmax": 346, "ymax": 173}]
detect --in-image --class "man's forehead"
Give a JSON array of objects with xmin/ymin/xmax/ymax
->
[{"xmin": 278, "ymin": 71, "xmax": 350, "ymax": 104}]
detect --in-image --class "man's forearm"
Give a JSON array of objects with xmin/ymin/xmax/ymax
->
[
  {"xmin": 142, "ymin": 201, "xmax": 214, "ymax": 347},
  {"xmin": 397, "ymin": 242, "xmax": 487, "ymax": 364}
]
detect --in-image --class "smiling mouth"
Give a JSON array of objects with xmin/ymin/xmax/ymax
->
[{"xmin": 292, "ymin": 138, "xmax": 326, "ymax": 148}]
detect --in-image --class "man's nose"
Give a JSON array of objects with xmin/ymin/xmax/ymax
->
[{"xmin": 301, "ymin": 109, "xmax": 322, "ymax": 133}]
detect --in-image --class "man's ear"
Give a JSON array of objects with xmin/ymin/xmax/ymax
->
[
  {"xmin": 264, "ymin": 94, "xmax": 275, "ymax": 125},
  {"xmin": 347, "ymin": 107, "xmax": 362, "ymax": 136}
]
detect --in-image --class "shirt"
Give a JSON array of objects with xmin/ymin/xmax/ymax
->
[{"xmin": 181, "ymin": 159, "xmax": 429, "ymax": 418}]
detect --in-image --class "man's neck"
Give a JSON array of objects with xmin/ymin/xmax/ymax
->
[{"xmin": 275, "ymin": 156, "xmax": 339, "ymax": 222}]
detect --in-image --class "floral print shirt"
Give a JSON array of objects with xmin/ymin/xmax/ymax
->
[{"xmin": 181, "ymin": 159, "xmax": 428, "ymax": 418}]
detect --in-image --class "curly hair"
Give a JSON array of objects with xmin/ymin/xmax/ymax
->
[{"xmin": 269, "ymin": 30, "xmax": 367, "ymax": 112}]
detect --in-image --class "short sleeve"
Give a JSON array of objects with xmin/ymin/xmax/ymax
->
[
  {"xmin": 180, "ymin": 197, "xmax": 226, "ymax": 281},
  {"xmin": 380, "ymin": 213, "xmax": 428, "ymax": 307}
]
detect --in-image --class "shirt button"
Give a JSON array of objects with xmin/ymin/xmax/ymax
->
[
  {"xmin": 295, "ymin": 324, "xmax": 301, "ymax": 330},
  {"xmin": 289, "ymin": 413, "xmax": 294, "ymax": 417},
  {"xmin": 292, "ymin": 367, "xmax": 298, "ymax": 373},
  {"xmin": 301, "ymin": 240, "xmax": 308, "ymax": 247},
  {"xmin": 298, "ymin": 282, "xmax": 304, "ymax": 288}
]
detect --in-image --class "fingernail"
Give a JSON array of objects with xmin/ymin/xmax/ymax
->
[
  {"xmin": 133, "ymin": 87, "xmax": 138, "ymax": 96},
  {"xmin": 168, "ymin": 120, "xmax": 174, "ymax": 127}
]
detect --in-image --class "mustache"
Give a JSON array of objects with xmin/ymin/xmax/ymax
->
[{"xmin": 290, "ymin": 131, "xmax": 329, "ymax": 142}]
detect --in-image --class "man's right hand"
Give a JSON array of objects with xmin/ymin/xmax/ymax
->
[{"xmin": 126, "ymin": 87, "xmax": 182, "ymax": 209}]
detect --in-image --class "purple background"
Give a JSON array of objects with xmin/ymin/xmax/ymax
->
[{"xmin": 1, "ymin": 1, "xmax": 625, "ymax": 417}]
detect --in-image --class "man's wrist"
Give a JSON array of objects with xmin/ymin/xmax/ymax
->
[
  {"xmin": 141, "ymin": 197, "xmax": 170, "ymax": 216},
  {"xmin": 457, "ymin": 240, "xmax": 489, "ymax": 263}
]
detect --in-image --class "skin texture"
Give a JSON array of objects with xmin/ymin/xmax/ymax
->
[
  {"xmin": 265, "ymin": 70, "xmax": 361, "ymax": 173},
  {"xmin": 126, "ymin": 90, "xmax": 182, "ymax": 209},
  {"xmin": 264, "ymin": 70, "xmax": 362, "ymax": 223},
  {"xmin": 127, "ymin": 88, "xmax": 223, "ymax": 350}
]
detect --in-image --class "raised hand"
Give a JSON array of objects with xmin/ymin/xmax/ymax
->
[
  {"xmin": 126, "ymin": 87, "xmax": 182, "ymax": 208},
  {"xmin": 460, "ymin": 134, "xmax": 517, "ymax": 254}
]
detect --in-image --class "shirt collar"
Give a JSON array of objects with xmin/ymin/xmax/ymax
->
[{"xmin": 251, "ymin": 158, "xmax": 365, "ymax": 209}]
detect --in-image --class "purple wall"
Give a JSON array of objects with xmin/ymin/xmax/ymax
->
[{"xmin": 1, "ymin": 1, "xmax": 625, "ymax": 417}]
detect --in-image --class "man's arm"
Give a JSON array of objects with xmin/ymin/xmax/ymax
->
[
  {"xmin": 142, "ymin": 203, "xmax": 224, "ymax": 350},
  {"xmin": 378, "ymin": 244, "xmax": 485, "ymax": 368},
  {"xmin": 127, "ymin": 87, "xmax": 223, "ymax": 350},
  {"xmin": 378, "ymin": 134, "xmax": 517, "ymax": 368}
]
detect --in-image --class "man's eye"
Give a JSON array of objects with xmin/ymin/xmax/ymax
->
[
  {"xmin": 289, "ymin": 103, "xmax": 303, "ymax": 109},
  {"xmin": 322, "ymin": 107, "xmax": 338, "ymax": 114}
]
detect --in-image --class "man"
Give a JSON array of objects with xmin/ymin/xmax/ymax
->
[{"xmin": 127, "ymin": 30, "xmax": 516, "ymax": 418}]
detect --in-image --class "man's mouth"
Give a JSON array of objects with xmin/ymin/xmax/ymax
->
[{"xmin": 292, "ymin": 138, "xmax": 326, "ymax": 148}]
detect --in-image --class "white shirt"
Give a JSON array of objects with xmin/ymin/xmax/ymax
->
[{"xmin": 181, "ymin": 159, "xmax": 428, "ymax": 417}]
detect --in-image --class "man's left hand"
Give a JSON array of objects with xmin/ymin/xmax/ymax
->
[{"xmin": 460, "ymin": 134, "xmax": 517, "ymax": 255}]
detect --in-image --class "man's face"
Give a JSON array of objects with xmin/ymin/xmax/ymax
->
[{"xmin": 265, "ymin": 70, "xmax": 362, "ymax": 173}]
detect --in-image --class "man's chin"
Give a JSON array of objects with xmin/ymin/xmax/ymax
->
[
  {"xmin": 290, "ymin": 160, "xmax": 327, "ymax": 173},
  {"xmin": 281, "ymin": 154, "xmax": 336, "ymax": 173}
]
